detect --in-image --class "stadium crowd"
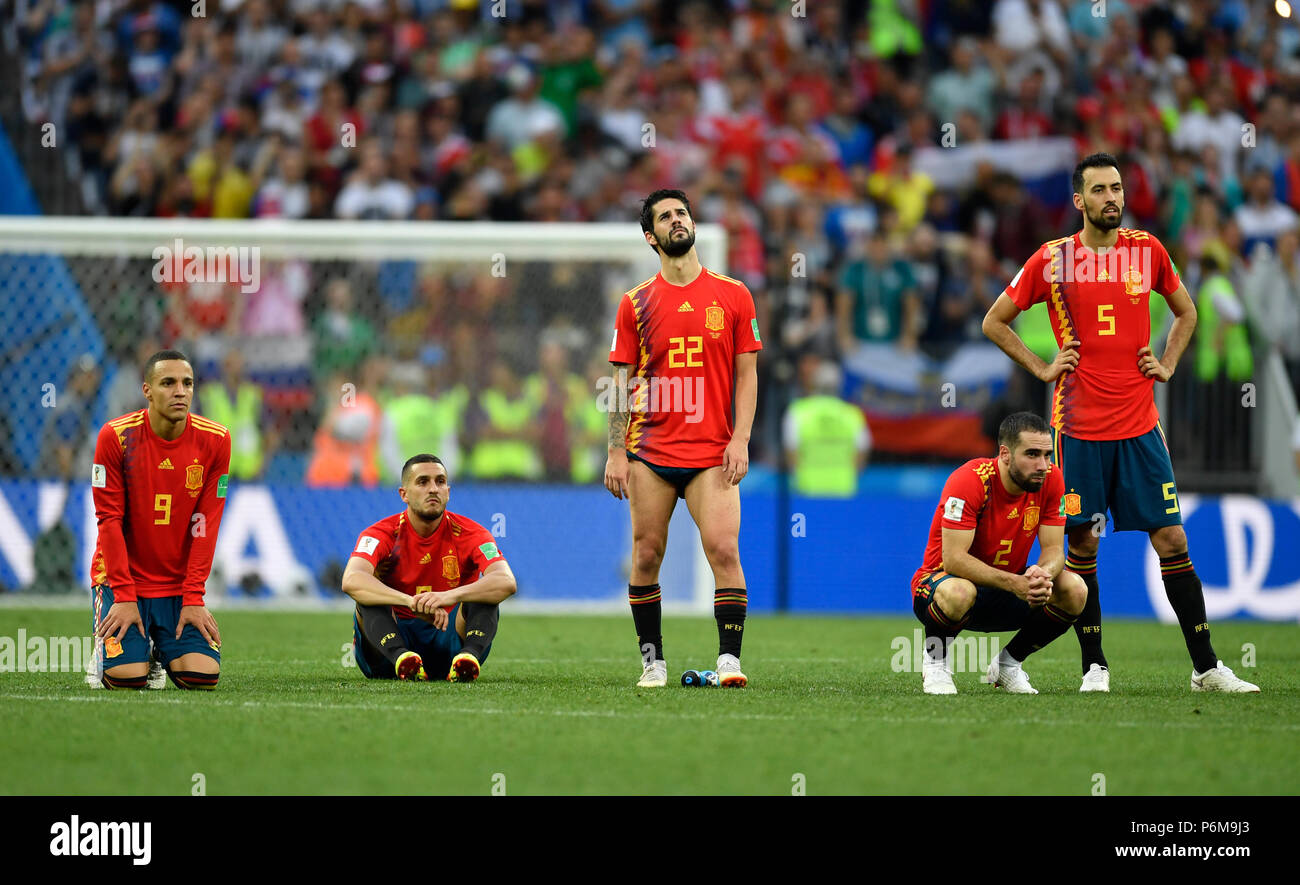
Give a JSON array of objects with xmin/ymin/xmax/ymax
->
[{"xmin": 12, "ymin": 0, "xmax": 1300, "ymax": 487}]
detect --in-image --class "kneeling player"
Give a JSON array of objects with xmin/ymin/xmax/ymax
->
[
  {"xmin": 911, "ymin": 412, "xmax": 1087, "ymax": 694},
  {"xmin": 343, "ymin": 454, "xmax": 516, "ymax": 682}
]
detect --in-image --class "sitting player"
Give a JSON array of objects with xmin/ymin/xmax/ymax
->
[
  {"xmin": 912, "ymin": 412, "xmax": 1087, "ymax": 694},
  {"xmin": 342, "ymin": 454, "xmax": 516, "ymax": 681}
]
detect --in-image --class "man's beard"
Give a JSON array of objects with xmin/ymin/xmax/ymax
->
[
  {"xmin": 1009, "ymin": 463, "xmax": 1045, "ymax": 492},
  {"xmin": 413, "ymin": 501, "xmax": 444, "ymax": 520},
  {"xmin": 1088, "ymin": 204, "xmax": 1122, "ymax": 231},
  {"xmin": 658, "ymin": 227, "xmax": 696, "ymax": 257}
]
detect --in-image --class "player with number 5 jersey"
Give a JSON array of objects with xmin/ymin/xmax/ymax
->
[{"xmin": 982, "ymin": 152, "xmax": 1258, "ymax": 693}]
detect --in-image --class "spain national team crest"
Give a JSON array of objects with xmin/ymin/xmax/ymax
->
[
  {"xmin": 104, "ymin": 636, "xmax": 123, "ymax": 659},
  {"xmin": 185, "ymin": 464, "xmax": 204, "ymax": 492},
  {"xmin": 442, "ymin": 554, "xmax": 460, "ymax": 583},
  {"xmin": 704, "ymin": 305, "xmax": 725, "ymax": 333},
  {"xmin": 1022, "ymin": 505, "xmax": 1040, "ymax": 533},
  {"xmin": 1063, "ymin": 493, "xmax": 1082, "ymax": 516},
  {"xmin": 1123, "ymin": 268, "xmax": 1144, "ymax": 304}
]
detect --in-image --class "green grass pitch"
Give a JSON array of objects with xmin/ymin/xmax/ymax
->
[{"xmin": 2, "ymin": 607, "xmax": 1297, "ymax": 795}]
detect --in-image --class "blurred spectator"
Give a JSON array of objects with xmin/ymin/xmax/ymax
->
[
  {"xmin": 313, "ymin": 278, "xmax": 377, "ymax": 378},
  {"xmin": 305, "ymin": 359, "xmax": 386, "ymax": 488},
  {"xmin": 334, "ymin": 139, "xmax": 414, "ymax": 219},
  {"xmin": 43, "ymin": 353, "xmax": 101, "ymax": 481},
  {"xmin": 540, "ymin": 28, "xmax": 603, "ymax": 137},
  {"xmin": 104, "ymin": 340, "xmax": 160, "ymax": 421},
  {"xmin": 783, "ymin": 353, "xmax": 869, "ymax": 498},
  {"xmin": 994, "ymin": 67, "xmax": 1052, "ymax": 140},
  {"xmin": 1275, "ymin": 131, "xmax": 1300, "ymax": 214},
  {"xmin": 927, "ymin": 36, "xmax": 996, "ymax": 130},
  {"xmin": 1173, "ymin": 84, "xmax": 1245, "ymax": 185},
  {"xmin": 187, "ymin": 122, "xmax": 256, "ymax": 218},
  {"xmin": 530, "ymin": 340, "xmax": 599, "ymax": 482},
  {"xmin": 867, "ymin": 143, "xmax": 934, "ymax": 233},
  {"xmin": 1194, "ymin": 246, "xmax": 1253, "ymax": 384},
  {"xmin": 837, "ymin": 228, "xmax": 925, "ymax": 394},
  {"xmin": 254, "ymin": 143, "xmax": 311, "ymax": 219},
  {"xmin": 1234, "ymin": 168, "xmax": 1299, "ymax": 256},
  {"xmin": 1241, "ymin": 230, "xmax": 1300, "ymax": 395},
  {"xmin": 199, "ymin": 349, "xmax": 268, "ymax": 481},
  {"xmin": 378, "ymin": 361, "xmax": 464, "ymax": 483},
  {"xmin": 304, "ymin": 79, "xmax": 363, "ymax": 193},
  {"xmin": 485, "ymin": 64, "xmax": 565, "ymax": 150},
  {"xmin": 466, "ymin": 359, "xmax": 542, "ymax": 480}
]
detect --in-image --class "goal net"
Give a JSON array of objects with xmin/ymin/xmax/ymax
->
[{"xmin": 0, "ymin": 216, "xmax": 727, "ymax": 614}]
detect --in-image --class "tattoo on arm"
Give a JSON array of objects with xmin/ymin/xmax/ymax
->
[{"xmin": 608, "ymin": 364, "xmax": 629, "ymax": 450}]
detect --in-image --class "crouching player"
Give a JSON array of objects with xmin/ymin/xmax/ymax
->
[
  {"xmin": 343, "ymin": 454, "xmax": 516, "ymax": 681},
  {"xmin": 912, "ymin": 412, "xmax": 1087, "ymax": 694},
  {"xmin": 90, "ymin": 349, "xmax": 230, "ymax": 690}
]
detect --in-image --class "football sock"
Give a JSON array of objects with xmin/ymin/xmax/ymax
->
[
  {"xmin": 102, "ymin": 673, "xmax": 147, "ymax": 690},
  {"xmin": 459, "ymin": 601, "xmax": 499, "ymax": 660},
  {"xmin": 1067, "ymin": 551, "xmax": 1107, "ymax": 673},
  {"xmin": 1160, "ymin": 552, "xmax": 1218, "ymax": 673},
  {"xmin": 714, "ymin": 588, "xmax": 747, "ymax": 658},
  {"xmin": 169, "ymin": 669, "xmax": 219, "ymax": 690},
  {"xmin": 914, "ymin": 595, "xmax": 967, "ymax": 661},
  {"xmin": 628, "ymin": 583, "xmax": 663, "ymax": 662},
  {"xmin": 1005, "ymin": 603, "xmax": 1078, "ymax": 662},
  {"xmin": 355, "ymin": 604, "xmax": 409, "ymax": 668}
]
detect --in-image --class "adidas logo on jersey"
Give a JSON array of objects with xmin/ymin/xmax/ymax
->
[
  {"xmin": 678, "ymin": 302, "xmax": 694, "ymax": 312},
  {"xmin": 1008, "ymin": 507, "xmax": 1019, "ymax": 519},
  {"xmin": 158, "ymin": 458, "xmax": 174, "ymax": 470},
  {"xmin": 420, "ymin": 553, "xmax": 431, "ymax": 564}
]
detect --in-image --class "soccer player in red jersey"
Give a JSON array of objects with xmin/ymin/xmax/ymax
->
[
  {"xmin": 90, "ymin": 350, "xmax": 231, "ymax": 690},
  {"xmin": 603, "ymin": 188, "xmax": 762, "ymax": 688},
  {"xmin": 342, "ymin": 454, "xmax": 516, "ymax": 682},
  {"xmin": 983, "ymin": 152, "xmax": 1259, "ymax": 692},
  {"xmin": 912, "ymin": 412, "xmax": 1087, "ymax": 694}
]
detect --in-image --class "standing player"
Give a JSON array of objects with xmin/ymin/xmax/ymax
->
[
  {"xmin": 90, "ymin": 350, "xmax": 230, "ymax": 690},
  {"xmin": 913, "ymin": 412, "xmax": 1087, "ymax": 694},
  {"xmin": 982, "ymin": 152, "xmax": 1259, "ymax": 692},
  {"xmin": 604, "ymin": 188, "xmax": 762, "ymax": 688},
  {"xmin": 343, "ymin": 454, "xmax": 516, "ymax": 682}
]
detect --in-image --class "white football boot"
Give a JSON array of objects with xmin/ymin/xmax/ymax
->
[
  {"xmin": 922, "ymin": 652, "xmax": 957, "ymax": 695},
  {"xmin": 147, "ymin": 642, "xmax": 168, "ymax": 689},
  {"xmin": 636, "ymin": 659, "xmax": 667, "ymax": 687},
  {"xmin": 986, "ymin": 652, "xmax": 1038, "ymax": 694},
  {"xmin": 1079, "ymin": 663, "xmax": 1110, "ymax": 693},
  {"xmin": 1191, "ymin": 661, "xmax": 1260, "ymax": 693},
  {"xmin": 716, "ymin": 653, "xmax": 748, "ymax": 687}
]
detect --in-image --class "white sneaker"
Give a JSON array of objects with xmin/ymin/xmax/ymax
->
[
  {"xmin": 147, "ymin": 657, "xmax": 167, "ymax": 690},
  {"xmin": 1191, "ymin": 661, "xmax": 1260, "ymax": 693},
  {"xmin": 986, "ymin": 654, "xmax": 1038, "ymax": 694},
  {"xmin": 85, "ymin": 636, "xmax": 104, "ymax": 689},
  {"xmin": 922, "ymin": 655, "xmax": 957, "ymax": 695},
  {"xmin": 1080, "ymin": 663, "xmax": 1110, "ymax": 693},
  {"xmin": 636, "ymin": 660, "xmax": 667, "ymax": 687},
  {"xmin": 716, "ymin": 653, "xmax": 748, "ymax": 688}
]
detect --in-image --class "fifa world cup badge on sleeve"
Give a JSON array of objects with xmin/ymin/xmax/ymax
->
[
  {"xmin": 356, "ymin": 536, "xmax": 379, "ymax": 556},
  {"xmin": 91, "ymin": 464, "xmax": 106, "ymax": 488}
]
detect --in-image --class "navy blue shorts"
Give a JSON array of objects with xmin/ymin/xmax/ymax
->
[
  {"xmin": 1054, "ymin": 424, "xmax": 1183, "ymax": 533},
  {"xmin": 912, "ymin": 570, "xmax": 1033, "ymax": 633},
  {"xmin": 91, "ymin": 583, "xmax": 221, "ymax": 669},
  {"xmin": 627, "ymin": 450, "xmax": 708, "ymax": 499},
  {"xmin": 352, "ymin": 604, "xmax": 492, "ymax": 679}
]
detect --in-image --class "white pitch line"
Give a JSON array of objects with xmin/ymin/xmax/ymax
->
[{"xmin": 1, "ymin": 691, "xmax": 1296, "ymax": 732}]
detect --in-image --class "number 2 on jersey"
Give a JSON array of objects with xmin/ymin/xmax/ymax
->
[
  {"xmin": 992, "ymin": 539, "xmax": 1013, "ymax": 566},
  {"xmin": 667, "ymin": 336, "xmax": 703, "ymax": 368}
]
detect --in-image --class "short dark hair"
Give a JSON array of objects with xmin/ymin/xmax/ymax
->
[
  {"xmin": 143, "ymin": 349, "xmax": 192, "ymax": 383},
  {"xmin": 998, "ymin": 411, "xmax": 1052, "ymax": 452},
  {"xmin": 640, "ymin": 188, "xmax": 693, "ymax": 250},
  {"xmin": 1072, "ymin": 152, "xmax": 1120, "ymax": 195},
  {"xmin": 401, "ymin": 453, "xmax": 445, "ymax": 484}
]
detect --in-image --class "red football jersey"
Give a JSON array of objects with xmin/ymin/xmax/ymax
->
[
  {"xmin": 90, "ymin": 409, "xmax": 232, "ymax": 605},
  {"xmin": 1004, "ymin": 229, "xmax": 1182, "ymax": 440},
  {"xmin": 912, "ymin": 457, "xmax": 1066, "ymax": 592},
  {"xmin": 609, "ymin": 268, "xmax": 763, "ymax": 468},
  {"xmin": 350, "ymin": 510, "xmax": 505, "ymax": 620}
]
